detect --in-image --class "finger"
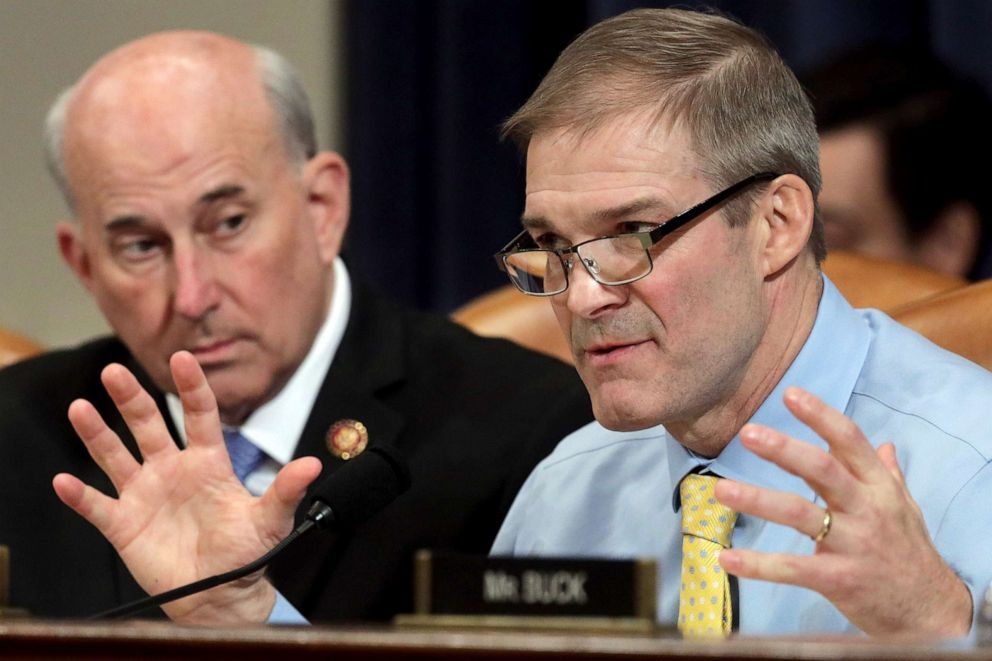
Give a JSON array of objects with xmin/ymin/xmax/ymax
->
[
  {"xmin": 66, "ymin": 398, "xmax": 140, "ymax": 493},
  {"xmin": 170, "ymin": 351, "xmax": 224, "ymax": 450},
  {"xmin": 876, "ymin": 441, "xmax": 918, "ymax": 508},
  {"xmin": 715, "ymin": 478, "xmax": 830, "ymax": 541},
  {"xmin": 783, "ymin": 387, "xmax": 888, "ymax": 483},
  {"xmin": 719, "ymin": 547, "xmax": 849, "ymax": 595},
  {"xmin": 101, "ymin": 363, "xmax": 177, "ymax": 458},
  {"xmin": 257, "ymin": 457, "xmax": 323, "ymax": 542},
  {"xmin": 738, "ymin": 423, "xmax": 860, "ymax": 511},
  {"xmin": 52, "ymin": 472, "xmax": 118, "ymax": 534},
  {"xmin": 876, "ymin": 442, "xmax": 904, "ymax": 484}
]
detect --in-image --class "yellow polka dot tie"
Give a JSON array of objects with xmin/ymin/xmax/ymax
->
[{"xmin": 678, "ymin": 473, "xmax": 738, "ymax": 638}]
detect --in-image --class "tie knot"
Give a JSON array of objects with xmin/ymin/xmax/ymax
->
[
  {"xmin": 223, "ymin": 429, "xmax": 265, "ymax": 485},
  {"xmin": 680, "ymin": 473, "xmax": 737, "ymax": 547}
]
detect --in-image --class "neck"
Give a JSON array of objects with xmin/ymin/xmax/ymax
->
[{"xmin": 669, "ymin": 264, "xmax": 823, "ymax": 458}]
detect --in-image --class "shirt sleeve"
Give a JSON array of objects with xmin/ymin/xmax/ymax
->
[{"xmin": 932, "ymin": 459, "xmax": 992, "ymax": 635}]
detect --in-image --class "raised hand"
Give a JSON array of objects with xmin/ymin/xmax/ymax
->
[
  {"xmin": 715, "ymin": 386, "xmax": 972, "ymax": 637},
  {"xmin": 52, "ymin": 351, "xmax": 322, "ymax": 624}
]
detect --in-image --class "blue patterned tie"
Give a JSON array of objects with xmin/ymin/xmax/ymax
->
[{"xmin": 223, "ymin": 429, "xmax": 265, "ymax": 485}]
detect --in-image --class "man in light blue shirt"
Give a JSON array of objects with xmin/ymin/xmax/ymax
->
[
  {"xmin": 492, "ymin": 278, "xmax": 992, "ymax": 634},
  {"xmin": 490, "ymin": 7, "xmax": 991, "ymax": 638}
]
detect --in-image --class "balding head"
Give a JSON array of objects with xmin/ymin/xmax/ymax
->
[
  {"xmin": 45, "ymin": 31, "xmax": 316, "ymax": 212},
  {"xmin": 48, "ymin": 31, "xmax": 349, "ymax": 424}
]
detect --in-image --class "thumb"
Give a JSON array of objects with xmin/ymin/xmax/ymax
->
[{"xmin": 257, "ymin": 456, "xmax": 323, "ymax": 538}]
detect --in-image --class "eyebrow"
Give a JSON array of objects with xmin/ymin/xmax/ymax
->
[
  {"xmin": 104, "ymin": 215, "xmax": 148, "ymax": 233},
  {"xmin": 521, "ymin": 196, "xmax": 678, "ymax": 233},
  {"xmin": 196, "ymin": 184, "xmax": 246, "ymax": 206},
  {"xmin": 592, "ymin": 197, "xmax": 676, "ymax": 222},
  {"xmin": 103, "ymin": 184, "xmax": 247, "ymax": 231}
]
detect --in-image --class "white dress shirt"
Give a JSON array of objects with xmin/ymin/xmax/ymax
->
[{"xmin": 167, "ymin": 258, "xmax": 352, "ymax": 496}]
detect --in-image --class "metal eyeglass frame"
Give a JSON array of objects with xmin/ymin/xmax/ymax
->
[{"xmin": 494, "ymin": 172, "xmax": 780, "ymax": 296}]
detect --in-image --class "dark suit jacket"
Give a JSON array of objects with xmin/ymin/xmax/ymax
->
[{"xmin": 0, "ymin": 281, "xmax": 592, "ymax": 621}]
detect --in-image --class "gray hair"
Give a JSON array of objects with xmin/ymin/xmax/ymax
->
[
  {"xmin": 43, "ymin": 43, "xmax": 317, "ymax": 212},
  {"xmin": 503, "ymin": 8, "xmax": 825, "ymax": 262}
]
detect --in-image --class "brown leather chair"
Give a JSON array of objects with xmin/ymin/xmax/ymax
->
[
  {"xmin": 820, "ymin": 251, "xmax": 965, "ymax": 311},
  {"xmin": 0, "ymin": 327, "xmax": 43, "ymax": 368},
  {"xmin": 891, "ymin": 279, "xmax": 992, "ymax": 371},
  {"xmin": 452, "ymin": 285, "xmax": 571, "ymax": 363},
  {"xmin": 453, "ymin": 251, "xmax": 975, "ymax": 366}
]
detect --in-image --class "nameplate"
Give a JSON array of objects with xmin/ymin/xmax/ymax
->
[{"xmin": 409, "ymin": 551, "xmax": 656, "ymax": 621}]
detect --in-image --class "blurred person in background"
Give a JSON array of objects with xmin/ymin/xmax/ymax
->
[{"xmin": 805, "ymin": 46, "xmax": 992, "ymax": 279}]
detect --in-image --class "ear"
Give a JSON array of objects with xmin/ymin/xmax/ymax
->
[
  {"xmin": 302, "ymin": 151, "xmax": 351, "ymax": 264},
  {"xmin": 756, "ymin": 174, "xmax": 815, "ymax": 277},
  {"xmin": 913, "ymin": 201, "xmax": 980, "ymax": 277},
  {"xmin": 56, "ymin": 220, "xmax": 96, "ymax": 292}
]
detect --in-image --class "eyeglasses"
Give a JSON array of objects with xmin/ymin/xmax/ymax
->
[{"xmin": 494, "ymin": 172, "xmax": 779, "ymax": 296}]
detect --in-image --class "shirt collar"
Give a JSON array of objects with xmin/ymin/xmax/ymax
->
[
  {"xmin": 166, "ymin": 258, "xmax": 352, "ymax": 464},
  {"xmin": 667, "ymin": 274, "xmax": 871, "ymax": 509}
]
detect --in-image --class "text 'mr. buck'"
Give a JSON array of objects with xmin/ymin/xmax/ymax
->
[{"xmin": 483, "ymin": 569, "xmax": 589, "ymax": 605}]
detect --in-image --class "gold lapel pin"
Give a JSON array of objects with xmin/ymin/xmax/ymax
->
[{"xmin": 326, "ymin": 419, "xmax": 369, "ymax": 460}]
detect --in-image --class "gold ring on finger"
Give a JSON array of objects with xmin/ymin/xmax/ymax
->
[{"xmin": 812, "ymin": 508, "xmax": 832, "ymax": 543}]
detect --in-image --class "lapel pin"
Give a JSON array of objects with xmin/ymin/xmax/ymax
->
[{"xmin": 326, "ymin": 419, "xmax": 369, "ymax": 460}]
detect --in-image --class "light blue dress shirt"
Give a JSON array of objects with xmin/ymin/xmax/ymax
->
[
  {"xmin": 270, "ymin": 592, "xmax": 307, "ymax": 624},
  {"xmin": 492, "ymin": 276, "xmax": 992, "ymax": 635}
]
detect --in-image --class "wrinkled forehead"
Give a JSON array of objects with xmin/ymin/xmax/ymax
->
[
  {"xmin": 521, "ymin": 114, "xmax": 708, "ymax": 237},
  {"xmin": 62, "ymin": 54, "xmax": 283, "ymax": 207},
  {"xmin": 524, "ymin": 112, "xmax": 702, "ymax": 191}
]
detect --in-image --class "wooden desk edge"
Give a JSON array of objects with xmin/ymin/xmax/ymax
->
[{"xmin": 0, "ymin": 619, "xmax": 988, "ymax": 660}]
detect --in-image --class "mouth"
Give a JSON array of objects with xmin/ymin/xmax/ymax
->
[
  {"xmin": 582, "ymin": 339, "xmax": 652, "ymax": 365},
  {"xmin": 187, "ymin": 338, "xmax": 241, "ymax": 365}
]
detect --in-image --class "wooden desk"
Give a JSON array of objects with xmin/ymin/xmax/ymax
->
[{"xmin": 0, "ymin": 620, "xmax": 989, "ymax": 661}]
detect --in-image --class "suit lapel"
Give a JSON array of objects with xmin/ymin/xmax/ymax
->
[
  {"xmin": 269, "ymin": 281, "xmax": 410, "ymax": 611},
  {"xmin": 294, "ymin": 280, "xmax": 409, "ymax": 475}
]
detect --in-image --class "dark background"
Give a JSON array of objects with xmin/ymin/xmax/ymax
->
[{"xmin": 341, "ymin": 0, "xmax": 992, "ymax": 313}]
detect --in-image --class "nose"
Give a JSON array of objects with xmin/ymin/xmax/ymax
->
[
  {"xmin": 172, "ymin": 248, "xmax": 221, "ymax": 320},
  {"xmin": 562, "ymin": 256, "xmax": 626, "ymax": 319}
]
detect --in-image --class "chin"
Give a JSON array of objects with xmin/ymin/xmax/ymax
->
[
  {"xmin": 591, "ymin": 398, "xmax": 663, "ymax": 433},
  {"xmin": 586, "ymin": 377, "xmax": 668, "ymax": 432},
  {"xmin": 142, "ymin": 357, "xmax": 180, "ymax": 399},
  {"xmin": 207, "ymin": 377, "xmax": 269, "ymax": 422}
]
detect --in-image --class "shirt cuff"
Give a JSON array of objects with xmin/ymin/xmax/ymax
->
[{"xmin": 267, "ymin": 591, "xmax": 309, "ymax": 625}]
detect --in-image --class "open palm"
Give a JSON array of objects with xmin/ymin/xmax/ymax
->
[{"xmin": 52, "ymin": 351, "xmax": 321, "ymax": 624}]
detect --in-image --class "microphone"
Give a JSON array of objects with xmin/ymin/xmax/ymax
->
[
  {"xmin": 305, "ymin": 444, "xmax": 411, "ymax": 530},
  {"xmin": 91, "ymin": 444, "xmax": 410, "ymax": 620}
]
